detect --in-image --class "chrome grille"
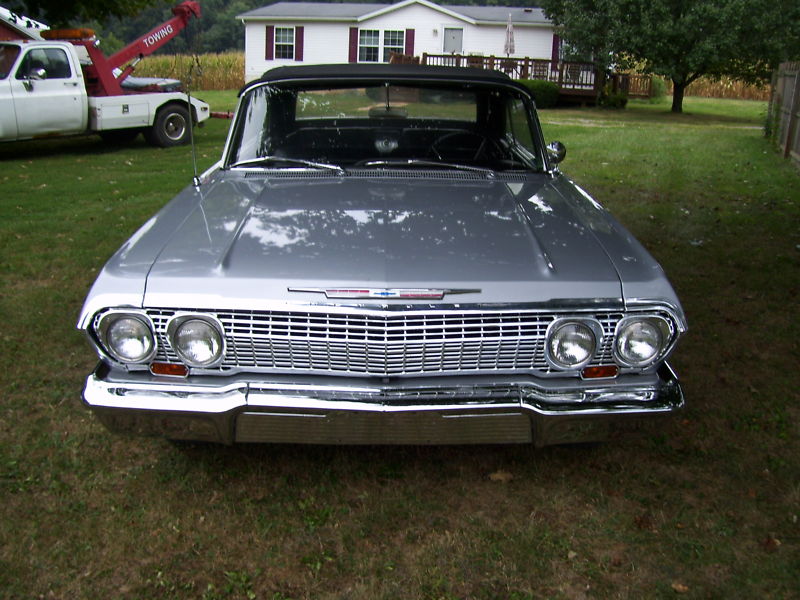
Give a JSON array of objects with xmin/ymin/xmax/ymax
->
[{"xmin": 142, "ymin": 308, "xmax": 623, "ymax": 377}]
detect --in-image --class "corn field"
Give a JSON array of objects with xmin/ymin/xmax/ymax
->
[
  {"xmin": 663, "ymin": 76, "xmax": 770, "ymax": 101},
  {"xmin": 134, "ymin": 53, "xmax": 772, "ymax": 101},
  {"xmin": 134, "ymin": 52, "xmax": 245, "ymax": 90}
]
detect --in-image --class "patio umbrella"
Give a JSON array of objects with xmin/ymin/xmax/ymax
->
[{"xmin": 504, "ymin": 13, "xmax": 515, "ymax": 56}]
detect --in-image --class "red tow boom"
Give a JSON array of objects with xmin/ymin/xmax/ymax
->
[{"xmin": 44, "ymin": 1, "xmax": 201, "ymax": 97}]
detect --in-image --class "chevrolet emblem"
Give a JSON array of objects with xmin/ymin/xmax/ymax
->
[{"xmin": 288, "ymin": 287, "xmax": 481, "ymax": 300}]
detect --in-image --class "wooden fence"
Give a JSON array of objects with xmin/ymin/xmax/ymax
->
[
  {"xmin": 420, "ymin": 53, "xmax": 652, "ymax": 99},
  {"xmin": 769, "ymin": 62, "xmax": 800, "ymax": 168}
]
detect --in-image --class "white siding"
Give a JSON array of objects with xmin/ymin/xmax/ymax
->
[
  {"xmin": 242, "ymin": 3, "xmax": 555, "ymax": 80},
  {"xmin": 359, "ymin": 5, "xmax": 553, "ymax": 59},
  {"xmin": 244, "ymin": 22, "xmax": 351, "ymax": 81},
  {"xmin": 358, "ymin": 3, "xmax": 460, "ymax": 59},
  {"xmin": 243, "ymin": 22, "xmax": 266, "ymax": 82},
  {"xmin": 303, "ymin": 23, "xmax": 351, "ymax": 65},
  {"xmin": 460, "ymin": 24, "xmax": 552, "ymax": 60}
]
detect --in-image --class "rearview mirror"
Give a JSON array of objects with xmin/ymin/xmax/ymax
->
[{"xmin": 368, "ymin": 106, "xmax": 408, "ymax": 118}]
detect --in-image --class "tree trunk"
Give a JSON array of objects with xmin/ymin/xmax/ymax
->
[
  {"xmin": 595, "ymin": 68, "xmax": 608, "ymax": 105},
  {"xmin": 671, "ymin": 80, "xmax": 685, "ymax": 113}
]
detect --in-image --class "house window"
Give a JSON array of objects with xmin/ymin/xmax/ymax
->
[
  {"xmin": 358, "ymin": 30, "xmax": 379, "ymax": 62},
  {"xmin": 383, "ymin": 30, "xmax": 405, "ymax": 62},
  {"xmin": 359, "ymin": 30, "xmax": 407, "ymax": 63},
  {"xmin": 275, "ymin": 27, "xmax": 295, "ymax": 59}
]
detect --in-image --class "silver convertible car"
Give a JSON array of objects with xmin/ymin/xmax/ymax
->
[{"xmin": 78, "ymin": 64, "xmax": 686, "ymax": 447}]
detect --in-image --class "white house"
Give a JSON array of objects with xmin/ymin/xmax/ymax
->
[{"xmin": 238, "ymin": 0, "xmax": 558, "ymax": 82}]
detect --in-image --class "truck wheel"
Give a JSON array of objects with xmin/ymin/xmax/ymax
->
[
  {"xmin": 145, "ymin": 105, "xmax": 190, "ymax": 147},
  {"xmin": 99, "ymin": 129, "xmax": 141, "ymax": 145}
]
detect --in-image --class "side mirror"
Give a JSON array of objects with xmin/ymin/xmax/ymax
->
[
  {"xmin": 547, "ymin": 141, "xmax": 566, "ymax": 164},
  {"xmin": 22, "ymin": 68, "xmax": 47, "ymax": 92}
]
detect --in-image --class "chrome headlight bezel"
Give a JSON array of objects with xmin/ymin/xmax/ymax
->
[
  {"xmin": 96, "ymin": 310, "xmax": 157, "ymax": 365},
  {"xmin": 545, "ymin": 317, "xmax": 603, "ymax": 371},
  {"xmin": 166, "ymin": 314, "xmax": 225, "ymax": 368},
  {"xmin": 613, "ymin": 315, "xmax": 674, "ymax": 368}
]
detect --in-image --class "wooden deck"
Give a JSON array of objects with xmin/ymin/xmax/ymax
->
[{"xmin": 420, "ymin": 53, "xmax": 652, "ymax": 100}]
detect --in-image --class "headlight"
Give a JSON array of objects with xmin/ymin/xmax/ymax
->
[
  {"xmin": 614, "ymin": 316, "xmax": 671, "ymax": 367},
  {"xmin": 98, "ymin": 313, "xmax": 156, "ymax": 364},
  {"xmin": 168, "ymin": 316, "xmax": 224, "ymax": 367},
  {"xmin": 546, "ymin": 319, "xmax": 599, "ymax": 369}
]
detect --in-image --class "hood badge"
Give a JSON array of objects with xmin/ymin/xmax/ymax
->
[{"xmin": 288, "ymin": 287, "xmax": 481, "ymax": 300}]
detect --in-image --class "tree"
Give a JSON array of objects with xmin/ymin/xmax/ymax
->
[
  {"xmin": 89, "ymin": 0, "xmax": 263, "ymax": 54},
  {"xmin": 537, "ymin": 0, "xmax": 615, "ymax": 68},
  {"xmin": 541, "ymin": 0, "xmax": 800, "ymax": 113},
  {"xmin": 3, "ymin": 0, "xmax": 164, "ymax": 27}
]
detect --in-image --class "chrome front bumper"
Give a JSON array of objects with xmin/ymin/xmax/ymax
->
[{"xmin": 82, "ymin": 364, "xmax": 684, "ymax": 447}]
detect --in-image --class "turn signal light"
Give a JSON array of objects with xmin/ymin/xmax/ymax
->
[
  {"xmin": 150, "ymin": 362, "xmax": 188, "ymax": 377},
  {"xmin": 581, "ymin": 365, "xmax": 619, "ymax": 379}
]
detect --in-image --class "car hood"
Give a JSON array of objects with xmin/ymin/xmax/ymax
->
[{"xmin": 141, "ymin": 173, "xmax": 624, "ymax": 309}]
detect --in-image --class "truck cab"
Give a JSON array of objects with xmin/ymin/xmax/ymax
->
[
  {"xmin": 0, "ymin": 41, "xmax": 88, "ymax": 140},
  {"xmin": 0, "ymin": 2, "xmax": 210, "ymax": 147}
]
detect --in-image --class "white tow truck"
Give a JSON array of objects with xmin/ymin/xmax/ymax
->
[{"xmin": 0, "ymin": 1, "xmax": 209, "ymax": 146}]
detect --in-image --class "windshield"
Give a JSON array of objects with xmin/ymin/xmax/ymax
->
[{"xmin": 227, "ymin": 81, "xmax": 545, "ymax": 172}]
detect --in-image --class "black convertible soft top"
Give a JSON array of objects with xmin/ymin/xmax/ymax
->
[{"xmin": 242, "ymin": 63, "xmax": 519, "ymax": 94}]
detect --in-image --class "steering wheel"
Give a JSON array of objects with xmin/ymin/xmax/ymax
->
[{"xmin": 430, "ymin": 131, "xmax": 499, "ymax": 162}]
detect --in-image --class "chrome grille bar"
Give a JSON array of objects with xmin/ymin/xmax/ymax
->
[{"xmin": 143, "ymin": 308, "xmax": 623, "ymax": 377}]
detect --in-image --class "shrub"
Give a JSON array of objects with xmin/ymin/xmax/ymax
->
[
  {"xmin": 598, "ymin": 86, "xmax": 628, "ymax": 109},
  {"xmin": 649, "ymin": 76, "xmax": 667, "ymax": 103},
  {"xmin": 517, "ymin": 79, "xmax": 560, "ymax": 108}
]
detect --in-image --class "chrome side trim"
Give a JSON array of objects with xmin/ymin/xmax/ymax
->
[
  {"xmin": 150, "ymin": 299, "xmax": 627, "ymax": 313},
  {"xmin": 88, "ymin": 298, "xmax": 686, "ymax": 319}
]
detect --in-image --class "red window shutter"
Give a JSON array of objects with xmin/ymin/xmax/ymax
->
[
  {"xmin": 349, "ymin": 27, "xmax": 358, "ymax": 63},
  {"xmin": 295, "ymin": 26, "xmax": 304, "ymax": 61},
  {"xmin": 405, "ymin": 29, "xmax": 415, "ymax": 56},
  {"xmin": 551, "ymin": 34, "xmax": 560, "ymax": 66},
  {"xmin": 265, "ymin": 25, "xmax": 274, "ymax": 60}
]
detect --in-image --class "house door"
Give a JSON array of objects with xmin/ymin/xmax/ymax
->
[{"xmin": 443, "ymin": 28, "xmax": 463, "ymax": 54}]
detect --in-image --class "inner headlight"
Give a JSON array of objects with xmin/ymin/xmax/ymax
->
[
  {"xmin": 99, "ymin": 314, "xmax": 156, "ymax": 364},
  {"xmin": 169, "ymin": 317, "xmax": 223, "ymax": 367},
  {"xmin": 547, "ymin": 320, "xmax": 598, "ymax": 369},
  {"xmin": 615, "ymin": 316, "xmax": 670, "ymax": 367}
]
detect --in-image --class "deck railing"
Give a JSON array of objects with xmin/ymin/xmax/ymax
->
[
  {"xmin": 420, "ymin": 53, "xmax": 652, "ymax": 99},
  {"xmin": 609, "ymin": 73, "xmax": 652, "ymax": 99}
]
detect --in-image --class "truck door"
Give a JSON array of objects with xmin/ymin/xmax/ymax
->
[{"xmin": 10, "ymin": 46, "xmax": 86, "ymax": 139}]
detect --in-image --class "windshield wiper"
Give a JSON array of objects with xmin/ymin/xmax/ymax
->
[
  {"xmin": 360, "ymin": 159, "xmax": 495, "ymax": 176},
  {"xmin": 230, "ymin": 156, "xmax": 344, "ymax": 175}
]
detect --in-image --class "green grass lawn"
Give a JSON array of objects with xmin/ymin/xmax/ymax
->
[
  {"xmin": 1, "ymin": 95, "xmax": 798, "ymax": 599},
  {"xmin": 196, "ymin": 89, "xmax": 241, "ymax": 113}
]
